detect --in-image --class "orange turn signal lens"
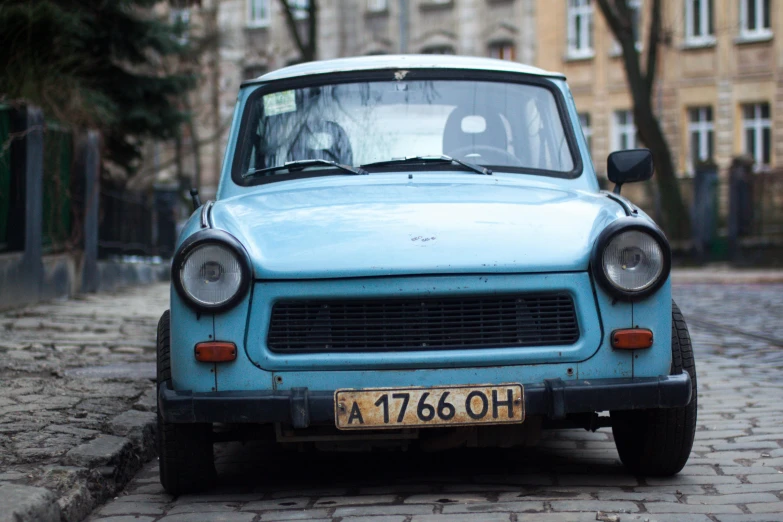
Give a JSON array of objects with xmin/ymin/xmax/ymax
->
[
  {"xmin": 194, "ymin": 341, "xmax": 237, "ymax": 362},
  {"xmin": 611, "ymin": 329, "xmax": 654, "ymax": 350}
]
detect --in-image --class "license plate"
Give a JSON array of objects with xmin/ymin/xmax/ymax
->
[{"xmin": 334, "ymin": 384, "xmax": 524, "ymax": 430}]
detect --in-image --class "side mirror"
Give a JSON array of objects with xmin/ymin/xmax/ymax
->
[{"xmin": 607, "ymin": 149, "xmax": 653, "ymax": 195}]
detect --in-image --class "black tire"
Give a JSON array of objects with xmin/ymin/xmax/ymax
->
[
  {"xmin": 157, "ymin": 310, "xmax": 216, "ymax": 495},
  {"xmin": 611, "ymin": 301, "xmax": 698, "ymax": 476}
]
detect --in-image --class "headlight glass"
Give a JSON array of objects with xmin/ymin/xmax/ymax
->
[
  {"xmin": 180, "ymin": 244, "xmax": 243, "ymax": 306},
  {"xmin": 602, "ymin": 230, "xmax": 664, "ymax": 292}
]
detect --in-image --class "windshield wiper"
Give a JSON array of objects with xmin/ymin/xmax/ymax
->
[
  {"xmin": 360, "ymin": 155, "xmax": 492, "ymax": 176},
  {"xmin": 243, "ymin": 159, "xmax": 367, "ymax": 179}
]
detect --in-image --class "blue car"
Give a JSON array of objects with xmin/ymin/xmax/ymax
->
[{"xmin": 157, "ymin": 55, "xmax": 697, "ymax": 494}]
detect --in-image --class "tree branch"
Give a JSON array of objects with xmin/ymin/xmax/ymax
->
[
  {"xmin": 277, "ymin": 0, "xmax": 307, "ymax": 60},
  {"xmin": 596, "ymin": 0, "xmax": 627, "ymax": 40},
  {"xmin": 645, "ymin": 0, "xmax": 661, "ymax": 94},
  {"xmin": 306, "ymin": 0, "xmax": 318, "ymax": 61},
  {"xmin": 133, "ymin": 116, "xmax": 232, "ymax": 180}
]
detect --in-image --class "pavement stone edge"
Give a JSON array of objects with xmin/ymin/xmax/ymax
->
[{"xmin": 1, "ymin": 402, "xmax": 158, "ymax": 522}]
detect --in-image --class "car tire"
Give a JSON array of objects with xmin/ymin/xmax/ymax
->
[
  {"xmin": 611, "ymin": 301, "xmax": 698, "ymax": 476},
  {"xmin": 157, "ymin": 310, "xmax": 217, "ymax": 495}
]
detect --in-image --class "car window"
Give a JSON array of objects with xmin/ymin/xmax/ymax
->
[{"xmin": 237, "ymin": 79, "xmax": 574, "ymax": 179}]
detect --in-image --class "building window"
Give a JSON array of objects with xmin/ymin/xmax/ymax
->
[
  {"xmin": 612, "ymin": 110, "xmax": 638, "ymax": 151},
  {"xmin": 739, "ymin": 0, "xmax": 772, "ymax": 40},
  {"xmin": 579, "ymin": 112, "xmax": 593, "ymax": 153},
  {"xmin": 367, "ymin": 0, "xmax": 388, "ymax": 11},
  {"xmin": 567, "ymin": 0, "xmax": 594, "ymax": 59},
  {"xmin": 687, "ymin": 107, "xmax": 714, "ymax": 172},
  {"xmin": 743, "ymin": 103, "xmax": 771, "ymax": 170},
  {"xmin": 248, "ymin": 0, "xmax": 271, "ymax": 27},
  {"xmin": 422, "ymin": 45, "xmax": 456, "ymax": 55},
  {"xmin": 685, "ymin": 0, "xmax": 714, "ymax": 45},
  {"xmin": 488, "ymin": 42, "xmax": 516, "ymax": 61}
]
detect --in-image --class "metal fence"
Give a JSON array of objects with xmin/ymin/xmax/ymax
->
[
  {"xmin": 41, "ymin": 124, "xmax": 73, "ymax": 252},
  {"xmin": 0, "ymin": 108, "xmax": 76, "ymax": 255},
  {"xmin": 632, "ymin": 167, "xmax": 783, "ymax": 262},
  {"xmin": 98, "ymin": 186, "xmax": 179, "ymax": 260},
  {"xmin": 98, "ymin": 189, "xmax": 156, "ymax": 258},
  {"xmin": 750, "ymin": 171, "xmax": 783, "ymax": 238}
]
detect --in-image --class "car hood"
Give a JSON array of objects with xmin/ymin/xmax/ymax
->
[{"xmin": 210, "ymin": 175, "xmax": 626, "ymax": 279}]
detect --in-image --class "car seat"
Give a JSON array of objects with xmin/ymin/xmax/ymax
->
[
  {"xmin": 287, "ymin": 120, "xmax": 354, "ymax": 165},
  {"xmin": 442, "ymin": 107, "xmax": 508, "ymax": 158}
]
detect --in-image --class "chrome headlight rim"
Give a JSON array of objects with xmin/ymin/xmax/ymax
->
[
  {"xmin": 172, "ymin": 230, "xmax": 252, "ymax": 313},
  {"xmin": 590, "ymin": 218, "xmax": 671, "ymax": 301}
]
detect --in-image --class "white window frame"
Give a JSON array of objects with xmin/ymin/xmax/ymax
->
[
  {"xmin": 684, "ymin": 0, "xmax": 715, "ymax": 46},
  {"xmin": 742, "ymin": 102, "xmax": 772, "ymax": 171},
  {"xmin": 367, "ymin": 0, "xmax": 388, "ymax": 12},
  {"xmin": 739, "ymin": 0, "xmax": 772, "ymax": 41},
  {"xmin": 567, "ymin": 0, "xmax": 594, "ymax": 59},
  {"xmin": 687, "ymin": 106, "xmax": 714, "ymax": 173},
  {"xmin": 578, "ymin": 112, "xmax": 593, "ymax": 153},
  {"xmin": 612, "ymin": 110, "xmax": 638, "ymax": 151},
  {"xmin": 247, "ymin": 0, "xmax": 271, "ymax": 27}
]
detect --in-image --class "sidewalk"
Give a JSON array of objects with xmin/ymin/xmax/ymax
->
[
  {"xmin": 0, "ymin": 284, "xmax": 168, "ymax": 522},
  {"xmin": 672, "ymin": 265, "xmax": 783, "ymax": 284}
]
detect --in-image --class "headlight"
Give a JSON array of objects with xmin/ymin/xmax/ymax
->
[
  {"xmin": 591, "ymin": 219, "xmax": 670, "ymax": 300},
  {"xmin": 173, "ymin": 231, "xmax": 251, "ymax": 312}
]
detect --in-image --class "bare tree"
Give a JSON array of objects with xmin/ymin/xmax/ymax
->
[
  {"xmin": 596, "ymin": 0, "xmax": 690, "ymax": 240},
  {"xmin": 278, "ymin": 0, "xmax": 318, "ymax": 63}
]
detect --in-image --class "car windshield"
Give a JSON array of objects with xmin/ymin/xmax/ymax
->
[{"xmin": 235, "ymin": 77, "xmax": 575, "ymax": 182}]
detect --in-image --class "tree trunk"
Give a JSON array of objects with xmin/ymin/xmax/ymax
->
[
  {"xmin": 597, "ymin": 0, "xmax": 691, "ymax": 240},
  {"xmin": 628, "ymin": 83, "xmax": 690, "ymax": 239},
  {"xmin": 279, "ymin": 0, "xmax": 318, "ymax": 63}
]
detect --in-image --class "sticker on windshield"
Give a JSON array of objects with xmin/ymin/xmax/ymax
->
[{"xmin": 263, "ymin": 90, "xmax": 296, "ymax": 116}]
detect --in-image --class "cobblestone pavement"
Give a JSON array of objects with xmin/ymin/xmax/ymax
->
[
  {"xmin": 0, "ymin": 284, "xmax": 169, "ymax": 519},
  {"xmin": 84, "ymin": 283, "xmax": 783, "ymax": 522}
]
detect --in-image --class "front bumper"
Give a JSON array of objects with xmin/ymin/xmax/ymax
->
[{"xmin": 159, "ymin": 373, "xmax": 692, "ymax": 427}]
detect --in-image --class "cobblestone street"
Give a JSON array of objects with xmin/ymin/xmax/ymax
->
[
  {"xmin": 2, "ymin": 281, "xmax": 783, "ymax": 521},
  {"xmin": 0, "ymin": 284, "xmax": 169, "ymax": 520}
]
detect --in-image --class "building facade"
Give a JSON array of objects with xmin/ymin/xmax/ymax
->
[
  {"xmin": 178, "ymin": 0, "xmax": 537, "ymax": 197},
  {"xmin": 535, "ymin": 0, "xmax": 783, "ymax": 178},
  {"xmin": 162, "ymin": 0, "xmax": 782, "ymax": 200}
]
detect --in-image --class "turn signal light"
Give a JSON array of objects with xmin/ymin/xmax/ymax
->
[
  {"xmin": 611, "ymin": 329, "xmax": 653, "ymax": 350},
  {"xmin": 194, "ymin": 341, "xmax": 237, "ymax": 362}
]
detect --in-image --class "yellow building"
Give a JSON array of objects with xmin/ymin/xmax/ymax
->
[{"xmin": 535, "ymin": 0, "xmax": 783, "ymax": 177}]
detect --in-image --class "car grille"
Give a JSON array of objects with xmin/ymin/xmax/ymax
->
[{"xmin": 267, "ymin": 293, "xmax": 579, "ymax": 353}]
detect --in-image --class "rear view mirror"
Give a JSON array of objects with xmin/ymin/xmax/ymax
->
[{"xmin": 607, "ymin": 149, "xmax": 653, "ymax": 194}]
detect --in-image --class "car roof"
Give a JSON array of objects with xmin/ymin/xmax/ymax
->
[{"xmin": 242, "ymin": 55, "xmax": 565, "ymax": 86}]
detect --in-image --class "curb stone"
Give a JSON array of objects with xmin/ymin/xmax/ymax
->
[
  {"xmin": 0, "ymin": 484, "xmax": 61, "ymax": 522},
  {"xmin": 109, "ymin": 410, "xmax": 157, "ymax": 461},
  {"xmin": 0, "ymin": 283, "xmax": 167, "ymax": 522},
  {"xmin": 132, "ymin": 387, "xmax": 158, "ymax": 412},
  {"xmin": 14, "ymin": 399, "xmax": 159, "ymax": 522},
  {"xmin": 41, "ymin": 466, "xmax": 104, "ymax": 522}
]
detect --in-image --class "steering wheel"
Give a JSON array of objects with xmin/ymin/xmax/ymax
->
[{"xmin": 447, "ymin": 145, "xmax": 524, "ymax": 167}]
